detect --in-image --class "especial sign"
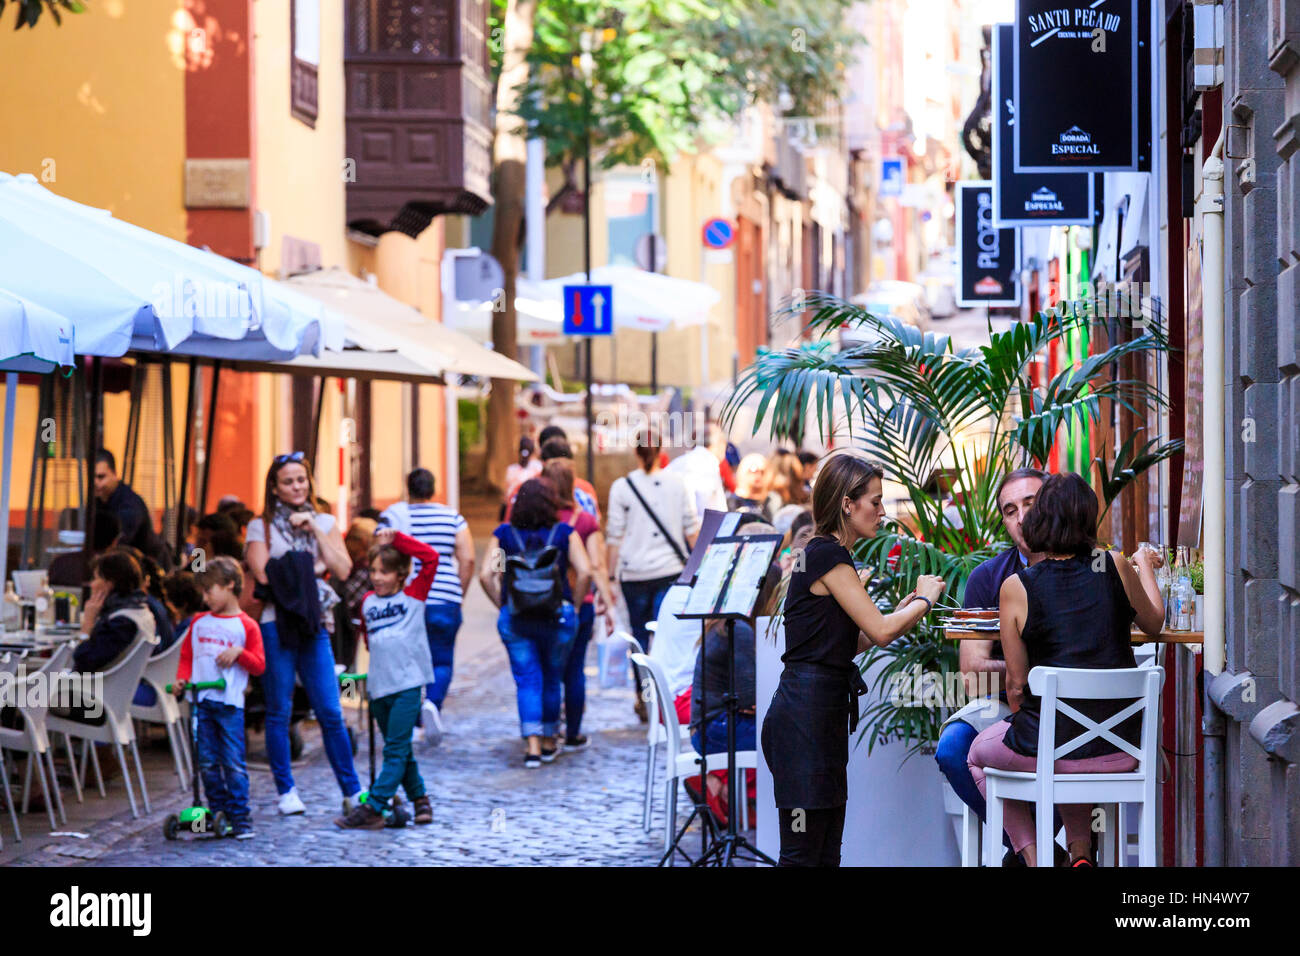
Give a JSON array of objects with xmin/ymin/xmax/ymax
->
[
  {"xmin": 1014, "ymin": 0, "xmax": 1140, "ymax": 172},
  {"xmin": 992, "ymin": 23, "xmax": 1093, "ymax": 226},
  {"xmin": 956, "ymin": 182, "xmax": 1020, "ymax": 308}
]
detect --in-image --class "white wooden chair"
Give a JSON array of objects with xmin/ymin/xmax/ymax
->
[
  {"xmin": 984, "ymin": 665, "xmax": 1164, "ymax": 868},
  {"xmin": 46, "ymin": 635, "xmax": 157, "ymax": 819}
]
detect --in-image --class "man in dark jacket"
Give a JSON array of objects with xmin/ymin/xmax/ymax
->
[{"xmin": 94, "ymin": 449, "xmax": 166, "ymax": 565}]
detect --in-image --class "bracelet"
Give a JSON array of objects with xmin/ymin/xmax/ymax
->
[{"xmin": 911, "ymin": 596, "xmax": 933, "ymax": 614}]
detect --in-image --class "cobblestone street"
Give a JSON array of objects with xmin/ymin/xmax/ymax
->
[{"xmin": 7, "ymin": 635, "xmax": 672, "ymax": 867}]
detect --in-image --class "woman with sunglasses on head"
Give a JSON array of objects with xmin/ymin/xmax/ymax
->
[
  {"xmin": 762, "ymin": 453, "xmax": 946, "ymax": 866},
  {"xmin": 245, "ymin": 451, "xmax": 362, "ymax": 815}
]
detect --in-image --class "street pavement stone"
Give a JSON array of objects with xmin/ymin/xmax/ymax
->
[{"xmin": 9, "ymin": 640, "xmax": 685, "ymax": 867}]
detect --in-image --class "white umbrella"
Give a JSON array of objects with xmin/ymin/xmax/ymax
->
[
  {"xmin": 0, "ymin": 288, "xmax": 76, "ymax": 372},
  {"xmin": 286, "ymin": 268, "xmax": 536, "ymax": 380},
  {"xmin": 0, "ymin": 173, "xmax": 337, "ymax": 360},
  {"xmin": 443, "ymin": 275, "xmax": 569, "ymax": 345},
  {"xmin": 539, "ymin": 264, "xmax": 720, "ymax": 332}
]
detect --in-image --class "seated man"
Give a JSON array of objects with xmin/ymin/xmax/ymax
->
[{"xmin": 933, "ymin": 468, "xmax": 1043, "ymax": 863}]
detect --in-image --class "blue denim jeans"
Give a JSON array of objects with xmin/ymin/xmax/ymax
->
[
  {"xmin": 621, "ymin": 574, "xmax": 677, "ymax": 652},
  {"xmin": 196, "ymin": 700, "xmax": 250, "ymax": 828},
  {"xmin": 936, "ymin": 720, "xmax": 985, "ymax": 818},
  {"xmin": 368, "ymin": 686, "xmax": 425, "ymax": 811},
  {"xmin": 691, "ymin": 711, "xmax": 757, "ymax": 757},
  {"xmin": 423, "ymin": 601, "xmax": 463, "ymax": 710},
  {"xmin": 563, "ymin": 602, "xmax": 595, "ymax": 738},
  {"xmin": 260, "ymin": 620, "xmax": 361, "ymax": 797},
  {"xmin": 498, "ymin": 603, "xmax": 578, "ymax": 738}
]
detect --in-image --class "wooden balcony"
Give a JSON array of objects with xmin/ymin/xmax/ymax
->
[{"xmin": 344, "ymin": 0, "xmax": 493, "ymax": 237}]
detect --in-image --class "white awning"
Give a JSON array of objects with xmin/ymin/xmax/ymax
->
[{"xmin": 286, "ymin": 267, "xmax": 537, "ymax": 381}]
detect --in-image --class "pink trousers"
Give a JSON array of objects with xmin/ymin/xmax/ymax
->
[{"xmin": 967, "ymin": 719, "xmax": 1138, "ymax": 854}]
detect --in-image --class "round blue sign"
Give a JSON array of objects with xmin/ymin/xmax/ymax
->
[{"xmin": 702, "ymin": 218, "xmax": 734, "ymax": 250}]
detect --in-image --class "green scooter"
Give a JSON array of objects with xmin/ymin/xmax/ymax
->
[{"xmin": 162, "ymin": 679, "xmax": 233, "ymax": 841}]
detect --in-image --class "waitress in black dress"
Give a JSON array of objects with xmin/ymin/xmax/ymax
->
[{"xmin": 762, "ymin": 454, "xmax": 946, "ymax": 866}]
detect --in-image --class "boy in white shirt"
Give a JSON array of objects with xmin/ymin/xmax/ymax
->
[{"xmin": 174, "ymin": 557, "xmax": 266, "ymax": 839}]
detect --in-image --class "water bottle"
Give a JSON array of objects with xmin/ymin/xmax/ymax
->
[{"xmin": 1171, "ymin": 547, "xmax": 1193, "ymax": 631}]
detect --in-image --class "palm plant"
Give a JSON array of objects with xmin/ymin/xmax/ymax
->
[{"xmin": 725, "ymin": 292, "xmax": 1182, "ymax": 758}]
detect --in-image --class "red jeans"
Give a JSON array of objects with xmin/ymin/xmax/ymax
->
[{"xmin": 967, "ymin": 719, "xmax": 1137, "ymax": 854}]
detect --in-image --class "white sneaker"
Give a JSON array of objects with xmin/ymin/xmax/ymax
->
[
  {"xmin": 278, "ymin": 789, "xmax": 306, "ymax": 815},
  {"xmin": 342, "ymin": 790, "xmax": 364, "ymax": 813},
  {"xmin": 421, "ymin": 700, "xmax": 444, "ymax": 746}
]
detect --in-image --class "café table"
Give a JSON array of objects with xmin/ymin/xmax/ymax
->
[{"xmin": 942, "ymin": 625, "xmax": 1204, "ymax": 645}]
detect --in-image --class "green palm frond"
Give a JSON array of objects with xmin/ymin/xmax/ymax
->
[{"xmin": 1095, "ymin": 433, "xmax": 1185, "ymax": 515}]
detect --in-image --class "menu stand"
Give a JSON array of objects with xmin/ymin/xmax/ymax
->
[{"xmin": 671, "ymin": 533, "xmax": 780, "ymax": 868}]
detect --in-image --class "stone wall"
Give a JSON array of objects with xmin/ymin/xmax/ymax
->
[{"xmin": 1221, "ymin": 0, "xmax": 1300, "ymax": 867}]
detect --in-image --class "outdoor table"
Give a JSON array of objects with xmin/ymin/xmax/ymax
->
[{"xmin": 942, "ymin": 626, "xmax": 1204, "ymax": 645}]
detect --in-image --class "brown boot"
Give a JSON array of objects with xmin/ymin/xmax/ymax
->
[
  {"xmin": 412, "ymin": 795, "xmax": 433, "ymax": 825},
  {"xmin": 334, "ymin": 802, "xmax": 385, "ymax": 830}
]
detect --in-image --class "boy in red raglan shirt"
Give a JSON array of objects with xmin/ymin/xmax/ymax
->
[
  {"xmin": 336, "ymin": 529, "xmax": 439, "ymax": 829},
  {"xmin": 174, "ymin": 556, "xmax": 265, "ymax": 839}
]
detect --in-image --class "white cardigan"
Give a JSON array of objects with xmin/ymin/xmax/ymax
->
[{"xmin": 606, "ymin": 469, "xmax": 701, "ymax": 582}]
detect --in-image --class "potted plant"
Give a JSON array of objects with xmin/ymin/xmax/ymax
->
[{"xmin": 726, "ymin": 293, "xmax": 1181, "ymax": 758}]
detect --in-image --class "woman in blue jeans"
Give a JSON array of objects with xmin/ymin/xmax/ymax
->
[
  {"xmin": 480, "ymin": 477, "xmax": 592, "ymax": 768},
  {"xmin": 245, "ymin": 453, "xmax": 361, "ymax": 815}
]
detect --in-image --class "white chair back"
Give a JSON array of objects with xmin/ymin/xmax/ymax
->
[
  {"xmin": 136, "ymin": 637, "xmax": 185, "ymax": 712},
  {"xmin": 92, "ymin": 636, "xmax": 159, "ymax": 743},
  {"xmin": 1029, "ymin": 665, "xmax": 1164, "ymax": 767},
  {"xmin": 631, "ymin": 653, "xmax": 685, "ymax": 768}
]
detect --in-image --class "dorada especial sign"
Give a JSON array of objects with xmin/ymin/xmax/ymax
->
[
  {"xmin": 992, "ymin": 22, "xmax": 1093, "ymax": 226},
  {"xmin": 1014, "ymin": 0, "xmax": 1140, "ymax": 173},
  {"xmin": 956, "ymin": 182, "xmax": 1020, "ymax": 308}
]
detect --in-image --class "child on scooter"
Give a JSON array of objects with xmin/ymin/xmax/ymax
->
[
  {"xmin": 174, "ymin": 556, "xmax": 265, "ymax": 839},
  {"xmin": 335, "ymin": 528, "xmax": 438, "ymax": 829}
]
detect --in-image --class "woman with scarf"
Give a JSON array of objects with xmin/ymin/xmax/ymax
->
[{"xmin": 245, "ymin": 452, "xmax": 361, "ymax": 816}]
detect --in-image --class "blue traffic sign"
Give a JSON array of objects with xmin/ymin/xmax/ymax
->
[
  {"xmin": 702, "ymin": 217, "xmax": 734, "ymax": 250},
  {"xmin": 562, "ymin": 284, "xmax": 614, "ymax": 336},
  {"xmin": 881, "ymin": 158, "xmax": 903, "ymax": 197}
]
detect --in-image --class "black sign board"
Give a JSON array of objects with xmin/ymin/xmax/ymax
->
[
  {"xmin": 956, "ymin": 182, "xmax": 1020, "ymax": 308},
  {"xmin": 1014, "ymin": 0, "xmax": 1140, "ymax": 172},
  {"xmin": 993, "ymin": 23, "xmax": 1093, "ymax": 226}
]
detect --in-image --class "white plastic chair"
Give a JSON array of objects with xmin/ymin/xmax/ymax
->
[
  {"xmin": 616, "ymin": 629, "xmax": 693, "ymax": 832},
  {"xmin": 632, "ymin": 653, "xmax": 758, "ymax": 858},
  {"xmin": 983, "ymin": 665, "xmax": 1164, "ymax": 868},
  {"xmin": 0, "ymin": 643, "xmax": 78, "ymax": 831},
  {"xmin": 0, "ymin": 651, "xmax": 28, "ymax": 845},
  {"xmin": 128, "ymin": 637, "xmax": 191, "ymax": 788},
  {"xmin": 46, "ymin": 635, "xmax": 158, "ymax": 819}
]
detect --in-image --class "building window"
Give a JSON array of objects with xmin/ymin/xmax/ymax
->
[{"xmin": 292, "ymin": 0, "xmax": 321, "ymax": 127}]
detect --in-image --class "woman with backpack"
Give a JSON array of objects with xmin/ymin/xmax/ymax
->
[
  {"xmin": 606, "ymin": 433, "xmax": 701, "ymax": 721},
  {"xmin": 480, "ymin": 477, "xmax": 592, "ymax": 768}
]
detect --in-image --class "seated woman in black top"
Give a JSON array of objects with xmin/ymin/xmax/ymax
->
[
  {"xmin": 761, "ymin": 454, "xmax": 946, "ymax": 867},
  {"xmin": 967, "ymin": 472, "xmax": 1166, "ymax": 867}
]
